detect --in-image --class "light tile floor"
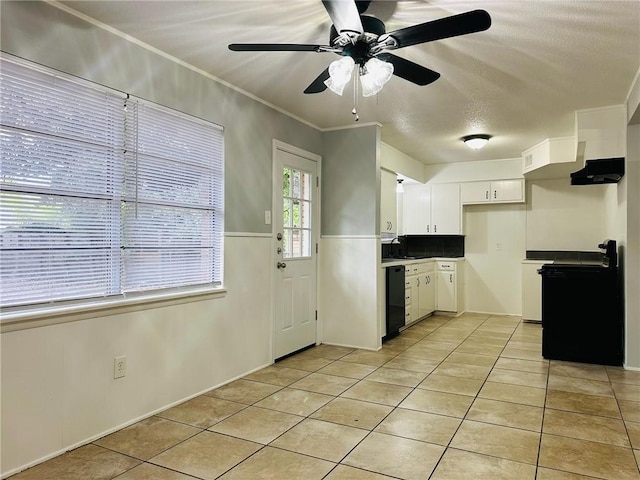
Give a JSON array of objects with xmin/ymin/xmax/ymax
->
[{"xmin": 11, "ymin": 313, "xmax": 640, "ymax": 480}]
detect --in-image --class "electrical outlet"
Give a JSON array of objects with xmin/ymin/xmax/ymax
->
[
  {"xmin": 114, "ymin": 356, "xmax": 127, "ymax": 379},
  {"xmin": 496, "ymin": 242, "xmax": 503, "ymax": 251}
]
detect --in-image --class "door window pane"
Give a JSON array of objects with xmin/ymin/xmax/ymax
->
[{"xmin": 281, "ymin": 166, "xmax": 312, "ymax": 259}]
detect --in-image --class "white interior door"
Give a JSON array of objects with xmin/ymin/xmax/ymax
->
[{"xmin": 273, "ymin": 142, "xmax": 319, "ymax": 359}]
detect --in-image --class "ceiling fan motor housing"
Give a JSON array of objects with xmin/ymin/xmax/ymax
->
[{"xmin": 330, "ymin": 15, "xmax": 386, "ymax": 64}]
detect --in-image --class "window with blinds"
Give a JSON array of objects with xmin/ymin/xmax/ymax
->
[{"xmin": 0, "ymin": 57, "xmax": 224, "ymax": 308}]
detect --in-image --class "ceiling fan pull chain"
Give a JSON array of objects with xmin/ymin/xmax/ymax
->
[{"xmin": 352, "ymin": 68, "xmax": 359, "ymax": 122}]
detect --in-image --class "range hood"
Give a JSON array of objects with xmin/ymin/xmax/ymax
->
[
  {"xmin": 570, "ymin": 107, "xmax": 626, "ymax": 185},
  {"xmin": 570, "ymin": 157, "xmax": 625, "ymax": 185}
]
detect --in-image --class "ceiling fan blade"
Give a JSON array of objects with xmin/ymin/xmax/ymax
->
[
  {"xmin": 355, "ymin": 1, "xmax": 372, "ymax": 14},
  {"xmin": 386, "ymin": 9, "xmax": 491, "ymax": 49},
  {"xmin": 229, "ymin": 43, "xmax": 326, "ymax": 52},
  {"xmin": 378, "ymin": 53, "xmax": 440, "ymax": 86},
  {"xmin": 304, "ymin": 68, "xmax": 331, "ymax": 94},
  {"xmin": 322, "ymin": 0, "xmax": 364, "ymax": 35}
]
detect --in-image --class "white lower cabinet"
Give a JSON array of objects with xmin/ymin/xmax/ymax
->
[
  {"xmin": 405, "ymin": 261, "xmax": 436, "ymax": 325},
  {"xmin": 418, "ymin": 265, "xmax": 436, "ymax": 318},
  {"xmin": 437, "ymin": 270, "xmax": 456, "ymax": 312},
  {"xmin": 404, "ymin": 274, "xmax": 412, "ymax": 325},
  {"xmin": 436, "ymin": 260, "xmax": 461, "ymax": 313}
]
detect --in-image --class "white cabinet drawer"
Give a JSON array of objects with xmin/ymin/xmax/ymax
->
[
  {"xmin": 437, "ymin": 261, "xmax": 456, "ymax": 271},
  {"xmin": 416, "ymin": 262, "xmax": 435, "ymax": 274}
]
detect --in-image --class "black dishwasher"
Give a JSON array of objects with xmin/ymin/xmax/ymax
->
[{"xmin": 385, "ymin": 265, "xmax": 405, "ymax": 341}]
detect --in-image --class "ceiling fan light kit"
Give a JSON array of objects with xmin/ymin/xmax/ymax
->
[
  {"xmin": 228, "ymin": 1, "xmax": 491, "ymax": 115},
  {"xmin": 360, "ymin": 57, "xmax": 394, "ymax": 97},
  {"xmin": 462, "ymin": 134, "xmax": 492, "ymax": 150},
  {"xmin": 325, "ymin": 56, "xmax": 355, "ymax": 95}
]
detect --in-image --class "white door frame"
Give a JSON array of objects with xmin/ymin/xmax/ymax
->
[{"xmin": 270, "ymin": 139, "xmax": 322, "ymax": 361}]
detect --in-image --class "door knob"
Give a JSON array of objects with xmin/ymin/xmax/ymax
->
[
  {"xmin": 277, "ymin": 262, "xmax": 287, "ymax": 269},
  {"xmin": 276, "ymin": 232, "xmax": 283, "ymax": 241}
]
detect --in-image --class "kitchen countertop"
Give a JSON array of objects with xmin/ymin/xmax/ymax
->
[{"xmin": 381, "ymin": 257, "xmax": 464, "ymax": 267}]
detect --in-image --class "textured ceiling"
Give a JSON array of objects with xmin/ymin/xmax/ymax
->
[{"xmin": 58, "ymin": 0, "xmax": 640, "ymax": 166}]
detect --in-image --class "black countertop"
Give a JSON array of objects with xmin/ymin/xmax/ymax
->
[{"xmin": 526, "ymin": 250, "xmax": 603, "ymax": 262}]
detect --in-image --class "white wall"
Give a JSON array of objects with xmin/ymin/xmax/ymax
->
[
  {"xmin": 425, "ymin": 158, "xmax": 523, "ymax": 184},
  {"xmin": 380, "ymin": 142, "xmax": 427, "ymax": 183},
  {"xmin": 623, "ymin": 68, "xmax": 640, "ymax": 370},
  {"xmin": 320, "ymin": 236, "xmax": 381, "ymax": 350},
  {"xmin": 526, "ymin": 179, "xmax": 611, "ymax": 251},
  {"xmin": 0, "ymin": 235, "xmax": 273, "ymax": 476},
  {"xmin": 463, "ymin": 204, "xmax": 526, "ymax": 315},
  {"xmin": 624, "ymin": 123, "xmax": 640, "ymax": 369}
]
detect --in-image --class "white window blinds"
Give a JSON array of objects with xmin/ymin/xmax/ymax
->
[
  {"xmin": 122, "ymin": 99, "xmax": 224, "ymax": 292},
  {"xmin": 0, "ymin": 57, "xmax": 224, "ymax": 308}
]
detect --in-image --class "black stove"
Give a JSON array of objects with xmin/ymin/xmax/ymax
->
[{"xmin": 538, "ymin": 240, "xmax": 623, "ymax": 366}]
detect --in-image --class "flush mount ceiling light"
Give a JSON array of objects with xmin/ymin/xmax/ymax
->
[{"xmin": 462, "ymin": 134, "xmax": 492, "ymax": 150}]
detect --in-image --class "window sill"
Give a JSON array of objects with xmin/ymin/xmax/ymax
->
[{"xmin": 0, "ymin": 286, "xmax": 227, "ymax": 333}]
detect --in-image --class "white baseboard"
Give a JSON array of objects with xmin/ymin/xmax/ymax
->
[{"xmin": 1, "ymin": 362, "xmax": 271, "ymax": 479}]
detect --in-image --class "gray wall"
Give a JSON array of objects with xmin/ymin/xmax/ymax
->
[
  {"xmin": 0, "ymin": 0, "xmax": 323, "ymax": 234},
  {"xmin": 625, "ymin": 123, "xmax": 640, "ymax": 368},
  {"xmin": 321, "ymin": 126, "xmax": 380, "ymax": 236}
]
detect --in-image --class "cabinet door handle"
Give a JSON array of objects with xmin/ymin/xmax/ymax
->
[
  {"xmin": 434, "ymin": 225, "xmax": 437, "ymax": 233},
  {"xmin": 450, "ymin": 274, "xmax": 453, "ymax": 283},
  {"xmin": 426, "ymin": 225, "xmax": 429, "ymax": 233},
  {"xmin": 417, "ymin": 278, "xmax": 420, "ymax": 286},
  {"xmin": 494, "ymin": 190, "xmax": 497, "ymax": 199},
  {"xmin": 485, "ymin": 190, "xmax": 489, "ymax": 200}
]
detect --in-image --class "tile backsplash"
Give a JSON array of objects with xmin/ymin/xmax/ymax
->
[{"xmin": 382, "ymin": 235, "xmax": 465, "ymax": 258}]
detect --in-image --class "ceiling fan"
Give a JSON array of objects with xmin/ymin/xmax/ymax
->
[{"xmin": 228, "ymin": 0, "xmax": 491, "ymax": 97}]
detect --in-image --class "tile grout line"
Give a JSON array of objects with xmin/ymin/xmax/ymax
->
[
  {"xmin": 425, "ymin": 316, "xmax": 541, "ymax": 479},
  {"xmin": 534, "ymin": 344, "xmax": 552, "ymax": 479}
]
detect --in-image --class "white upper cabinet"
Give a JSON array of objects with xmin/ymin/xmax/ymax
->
[
  {"xmin": 380, "ymin": 168, "xmax": 397, "ymax": 237},
  {"xmin": 403, "ymin": 184, "xmax": 431, "ymax": 234},
  {"xmin": 492, "ymin": 179, "xmax": 524, "ymax": 202},
  {"xmin": 461, "ymin": 179, "xmax": 525, "ymax": 205},
  {"xmin": 460, "ymin": 181, "xmax": 492, "ymax": 203},
  {"xmin": 431, "ymin": 183, "xmax": 461, "ymax": 234},
  {"xmin": 403, "ymin": 183, "xmax": 461, "ymax": 235}
]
